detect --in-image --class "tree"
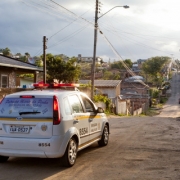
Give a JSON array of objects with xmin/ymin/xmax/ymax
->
[
  {"xmin": 103, "ymin": 71, "xmax": 113, "ymax": 80},
  {"xmin": 111, "ymin": 59, "xmax": 133, "ymax": 70},
  {"xmin": 25, "ymin": 52, "xmax": 30, "ymax": 57},
  {"xmin": 15, "ymin": 53, "xmax": 21, "ymax": 56},
  {"xmin": 34, "ymin": 56, "xmax": 43, "ymax": 67},
  {"xmin": 19, "ymin": 56, "xmax": 27, "ymax": 62},
  {"xmin": 2, "ymin": 47, "xmax": 11, "ymax": 57},
  {"xmin": 102, "ymin": 70, "xmax": 120, "ymax": 80},
  {"xmin": 46, "ymin": 54, "xmax": 81, "ymax": 83},
  {"xmin": 141, "ymin": 56, "xmax": 170, "ymax": 84}
]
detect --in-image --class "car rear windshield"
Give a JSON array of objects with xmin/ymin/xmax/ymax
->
[{"xmin": 0, "ymin": 97, "xmax": 53, "ymax": 118}]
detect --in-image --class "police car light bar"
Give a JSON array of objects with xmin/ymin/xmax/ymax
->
[
  {"xmin": 33, "ymin": 83, "xmax": 50, "ymax": 88},
  {"xmin": 33, "ymin": 83, "xmax": 80, "ymax": 89},
  {"xmin": 52, "ymin": 83, "xmax": 80, "ymax": 88}
]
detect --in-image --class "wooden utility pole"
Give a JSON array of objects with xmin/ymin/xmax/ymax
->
[
  {"xmin": 43, "ymin": 36, "xmax": 47, "ymax": 83},
  {"xmin": 91, "ymin": 0, "xmax": 99, "ymax": 100}
]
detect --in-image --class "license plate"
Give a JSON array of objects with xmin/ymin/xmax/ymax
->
[{"xmin": 9, "ymin": 125, "xmax": 30, "ymax": 133}]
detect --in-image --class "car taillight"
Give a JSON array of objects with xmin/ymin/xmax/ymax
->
[{"xmin": 53, "ymin": 95, "xmax": 60, "ymax": 125}]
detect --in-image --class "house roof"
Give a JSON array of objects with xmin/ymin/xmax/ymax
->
[
  {"xmin": 79, "ymin": 80, "xmax": 121, "ymax": 87},
  {"xmin": 0, "ymin": 55, "xmax": 43, "ymax": 71}
]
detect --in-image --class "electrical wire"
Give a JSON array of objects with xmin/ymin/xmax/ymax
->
[
  {"xmin": 98, "ymin": 28, "xmax": 149, "ymax": 88},
  {"xmin": 48, "ymin": 1, "xmax": 94, "ymax": 40},
  {"xmin": 97, "ymin": 2, "xmax": 179, "ymax": 59},
  {"xmin": 48, "ymin": 23, "xmax": 91, "ymax": 49},
  {"xmin": 98, "ymin": 17, "xmax": 175, "ymax": 56}
]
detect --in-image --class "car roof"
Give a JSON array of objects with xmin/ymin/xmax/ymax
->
[
  {"xmin": 5, "ymin": 89, "xmax": 83, "ymax": 98},
  {"xmin": 6, "ymin": 89, "xmax": 91, "ymax": 100}
]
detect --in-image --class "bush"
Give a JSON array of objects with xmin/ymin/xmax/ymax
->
[
  {"xmin": 160, "ymin": 97, "xmax": 167, "ymax": 104},
  {"xmin": 93, "ymin": 95, "xmax": 111, "ymax": 110},
  {"xmin": 149, "ymin": 88, "xmax": 160, "ymax": 98}
]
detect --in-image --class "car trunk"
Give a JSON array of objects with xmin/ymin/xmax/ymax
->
[{"xmin": 0, "ymin": 96, "xmax": 53, "ymax": 138}]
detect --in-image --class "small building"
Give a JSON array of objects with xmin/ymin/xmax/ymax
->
[
  {"xmin": 79, "ymin": 80, "xmax": 121, "ymax": 101},
  {"xmin": 0, "ymin": 54, "xmax": 43, "ymax": 88},
  {"xmin": 77, "ymin": 54, "xmax": 103, "ymax": 64}
]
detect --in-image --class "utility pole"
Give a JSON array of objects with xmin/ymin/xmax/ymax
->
[
  {"xmin": 91, "ymin": 2, "xmax": 129, "ymax": 100},
  {"xmin": 91, "ymin": 0, "xmax": 99, "ymax": 100},
  {"xmin": 43, "ymin": 36, "xmax": 47, "ymax": 83}
]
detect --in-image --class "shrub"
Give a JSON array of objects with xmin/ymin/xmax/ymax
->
[
  {"xmin": 149, "ymin": 88, "xmax": 160, "ymax": 98},
  {"xmin": 93, "ymin": 95, "xmax": 111, "ymax": 110}
]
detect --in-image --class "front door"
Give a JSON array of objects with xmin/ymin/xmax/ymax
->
[{"xmin": 80, "ymin": 95, "xmax": 102, "ymax": 141}]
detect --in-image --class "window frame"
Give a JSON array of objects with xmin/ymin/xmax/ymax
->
[
  {"xmin": 80, "ymin": 94, "xmax": 96, "ymax": 113},
  {"xmin": 1, "ymin": 74, "xmax": 8, "ymax": 88}
]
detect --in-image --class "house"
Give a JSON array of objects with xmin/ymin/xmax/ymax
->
[
  {"xmin": 137, "ymin": 59, "xmax": 147, "ymax": 69},
  {"xmin": 77, "ymin": 54, "xmax": 103, "ymax": 64},
  {"xmin": 78, "ymin": 80, "xmax": 121, "ymax": 100},
  {"xmin": 0, "ymin": 54, "xmax": 43, "ymax": 88}
]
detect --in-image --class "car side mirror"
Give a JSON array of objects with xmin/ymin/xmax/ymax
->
[{"xmin": 96, "ymin": 107, "xmax": 104, "ymax": 113}]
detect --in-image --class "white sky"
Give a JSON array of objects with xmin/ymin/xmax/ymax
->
[{"xmin": 0, "ymin": 0, "xmax": 180, "ymax": 62}]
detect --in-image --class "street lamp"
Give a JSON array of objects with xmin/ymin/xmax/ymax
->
[{"xmin": 91, "ymin": 2, "xmax": 129, "ymax": 99}]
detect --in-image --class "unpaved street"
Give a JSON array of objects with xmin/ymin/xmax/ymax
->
[{"xmin": 1, "ymin": 73, "xmax": 180, "ymax": 180}]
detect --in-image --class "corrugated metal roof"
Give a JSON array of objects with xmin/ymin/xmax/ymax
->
[
  {"xmin": 0, "ymin": 55, "xmax": 43, "ymax": 71},
  {"xmin": 79, "ymin": 80, "xmax": 121, "ymax": 87}
]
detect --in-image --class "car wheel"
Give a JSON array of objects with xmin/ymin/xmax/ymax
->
[
  {"xmin": 61, "ymin": 138, "xmax": 78, "ymax": 167},
  {"xmin": 98, "ymin": 125, "xmax": 109, "ymax": 146},
  {"xmin": 0, "ymin": 156, "xmax": 9, "ymax": 163}
]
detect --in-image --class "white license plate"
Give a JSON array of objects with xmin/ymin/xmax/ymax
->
[{"xmin": 9, "ymin": 126, "xmax": 30, "ymax": 133}]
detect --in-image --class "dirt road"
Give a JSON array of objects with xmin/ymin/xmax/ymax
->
[{"xmin": 1, "ymin": 73, "xmax": 180, "ymax": 180}]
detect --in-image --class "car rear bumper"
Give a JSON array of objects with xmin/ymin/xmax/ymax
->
[{"xmin": 0, "ymin": 136, "xmax": 65, "ymax": 158}]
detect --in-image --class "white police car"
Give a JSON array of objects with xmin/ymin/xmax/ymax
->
[{"xmin": 0, "ymin": 83, "xmax": 109, "ymax": 167}]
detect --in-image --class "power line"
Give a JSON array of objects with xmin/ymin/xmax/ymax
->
[
  {"xmin": 48, "ymin": 23, "xmax": 91, "ymax": 49},
  {"xmin": 99, "ymin": 28, "xmax": 149, "ymax": 88}
]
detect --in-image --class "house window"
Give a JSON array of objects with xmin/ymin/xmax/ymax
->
[{"xmin": 1, "ymin": 75, "xmax": 8, "ymax": 88}]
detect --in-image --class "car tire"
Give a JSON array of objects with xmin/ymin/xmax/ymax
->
[
  {"xmin": 0, "ymin": 156, "xmax": 9, "ymax": 163},
  {"xmin": 98, "ymin": 125, "xmax": 109, "ymax": 146},
  {"xmin": 61, "ymin": 138, "xmax": 78, "ymax": 167}
]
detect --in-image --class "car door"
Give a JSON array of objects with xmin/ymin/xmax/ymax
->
[
  {"xmin": 80, "ymin": 95, "xmax": 102, "ymax": 141},
  {"xmin": 68, "ymin": 94, "xmax": 89, "ymax": 145}
]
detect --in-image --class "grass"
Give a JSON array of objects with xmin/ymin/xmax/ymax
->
[{"xmin": 145, "ymin": 107, "xmax": 162, "ymax": 116}]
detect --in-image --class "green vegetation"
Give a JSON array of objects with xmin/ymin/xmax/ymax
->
[
  {"xmin": 111, "ymin": 59, "xmax": 133, "ymax": 70},
  {"xmin": 149, "ymin": 88, "xmax": 160, "ymax": 98},
  {"xmin": 1, "ymin": 47, "xmax": 11, "ymax": 57},
  {"xmin": 141, "ymin": 56, "xmax": 170, "ymax": 85},
  {"xmin": 93, "ymin": 94, "xmax": 111, "ymax": 112},
  {"xmin": 46, "ymin": 54, "xmax": 81, "ymax": 83}
]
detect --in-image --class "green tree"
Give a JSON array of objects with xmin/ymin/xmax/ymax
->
[
  {"xmin": 19, "ymin": 56, "xmax": 27, "ymax": 62},
  {"xmin": 102, "ymin": 69, "xmax": 121, "ymax": 80},
  {"xmin": 141, "ymin": 56, "xmax": 170, "ymax": 84},
  {"xmin": 2, "ymin": 47, "xmax": 11, "ymax": 57},
  {"xmin": 25, "ymin": 52, "xmax": 30, "ymax": 57},
  {"xmin": 103, "ymin": 71, "xmax": 113, "ymax": 80},
  {"xmin": 124, "ymin": 59, "xmax": 133, "ymax": 68},
  {"xmin": 34, "ymin": 56, "xmax": 43, "ymax": 67},
  {"xmin": 15, "ymin": 53, "xmax": 21, "ymax": 56},
  {"xmin": 46, "ymin": 54, "xmax": 81, "ymax": 83},
  {"xmin": 111, "ymin": 59, "xmax": 133, "ymax": 70}
]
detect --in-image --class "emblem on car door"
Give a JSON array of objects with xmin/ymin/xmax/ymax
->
[{"xmin": 16, "ymin": 117, "xmax": 23, "ymax": 121}]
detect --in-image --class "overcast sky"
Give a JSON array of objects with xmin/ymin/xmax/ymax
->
[{"xmin": 0, "ymin": 0, "xmax": 180, "ymax": 62}]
